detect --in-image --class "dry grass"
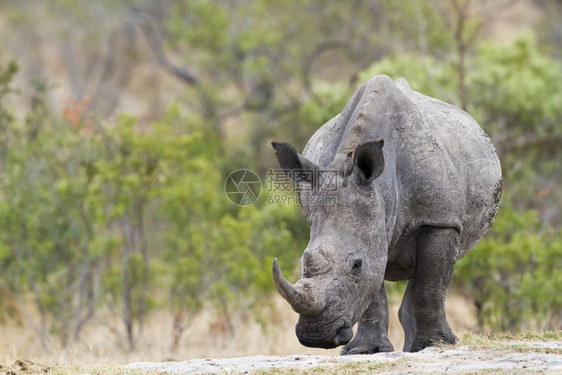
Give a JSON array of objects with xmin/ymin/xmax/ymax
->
[
  {"xmin": 251, "ymin": 361, "xmax": 536, "ymax": 375},
  {"xmin": 0, "ymin": 293, "xmax": 482, "ymax": 374},
  {"xmin": 251, "ymin": 361, "xmax": 403, "ymax": 375},
  {"xmin": 257, "ymin": 364, "xmax": 542, "ymax": 375},
  {"xmin": 459, "ymin": 331, "xmax": 562, "ymax": 355},
  {"xmin": 0, "ymin": 293, "xmax": 478, "ymax": 361},
  {"xmin": 0, "ymin": 358, "xmax": 154, "ymax": 375},
  {"xmin": 1, "ymin": 306, "xmax": 559, "ymax": 375}
]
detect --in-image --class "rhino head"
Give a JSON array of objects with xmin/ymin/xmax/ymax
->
[{"xmin": 271, "ymin": 140, "xmax": 389, "ymax": 348}]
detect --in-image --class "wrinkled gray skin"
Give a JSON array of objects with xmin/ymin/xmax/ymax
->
[{"xmin": 271, "ymin": 75, "xmax": 502, "ymax": 354}]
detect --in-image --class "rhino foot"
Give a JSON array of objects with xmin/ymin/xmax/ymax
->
[
  {"xmin": 409, "ymin": 330, "xmax": 458, "ymax": 352},
  {"xmin": 340, "ymin": 337, "xmax": 394, "ymax": 355},
  {"xmin": 341, "ymin": 285, "xmax": 394, "ymax": 356}
]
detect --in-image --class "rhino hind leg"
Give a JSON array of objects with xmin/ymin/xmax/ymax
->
[
  {"xmin": 405, "ymin": 227, "xmax": 459, "ymax": 352},
  {"xmin": 340, "ymin": 284, "xmax": 394, "ymax": 355},
  {"xmin": 398, "ymin": 278, "xmax": 417, "ymax": 351}
]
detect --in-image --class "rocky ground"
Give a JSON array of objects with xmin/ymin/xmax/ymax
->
[{"xmin": 125, "ymin": 340, "xmax": 562, "ymax": 374}]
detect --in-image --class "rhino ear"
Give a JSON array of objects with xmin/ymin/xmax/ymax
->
[
  {"xmin": 271, "ymin": 141, "xmax": 319, "ymax": 183},
  {"xmin": 353, "ymin": 139, "xmax": 385, "ymax": 185}
]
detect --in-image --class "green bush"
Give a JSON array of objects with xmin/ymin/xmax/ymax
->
[{"xmin": 454, "ymin": 206, "xmax": 562, "ymax": 331}]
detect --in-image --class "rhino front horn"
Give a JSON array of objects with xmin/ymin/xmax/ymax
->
[{"xmin": 272, "ymin": 258, "xmax": 322, "ymax": 316}]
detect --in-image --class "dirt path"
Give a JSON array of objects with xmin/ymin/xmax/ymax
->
[{"xmin": 125, "ymin": 340, "xmax": 562, "ymax": 374}]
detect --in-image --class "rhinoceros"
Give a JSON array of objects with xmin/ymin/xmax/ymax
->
[{"xmin": 271, "ymin": 75, "xmax": 502, "ymax": 354}]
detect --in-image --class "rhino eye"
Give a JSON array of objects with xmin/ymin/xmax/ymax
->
[{"xmin": 351, "ymin": 259, "xmax": 363, "ymax": 272}]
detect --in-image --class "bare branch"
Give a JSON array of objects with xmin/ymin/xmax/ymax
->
[{"xmin": 139, "ymin": 14, "xmax": 199, "ymax": 86}]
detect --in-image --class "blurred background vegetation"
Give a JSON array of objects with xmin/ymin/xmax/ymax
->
[{"xmin": 0, "ymin": 0, "xmax": 560, "ymax": 357}]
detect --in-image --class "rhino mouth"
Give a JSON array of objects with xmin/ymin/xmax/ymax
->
[
  {"xmin": 272, "ymin": 258, "xmax": 355, "ymax": 348},
  {"xmin": 296, "ymin": 317, "xmax": 353, "ymax": 348}
]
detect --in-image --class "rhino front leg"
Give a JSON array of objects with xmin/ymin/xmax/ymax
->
[
  {"xmin": 408, "ymin": 227, "xmax": 459, "ymax": 352},
  {"xmin": 340, "ymin": 284, "xmax": 393, "ymax": 355}
]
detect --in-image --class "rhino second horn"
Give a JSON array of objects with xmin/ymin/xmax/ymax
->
[{"xmin": 272, "ymin": 258, "xmax": 321, "ymax": 316}]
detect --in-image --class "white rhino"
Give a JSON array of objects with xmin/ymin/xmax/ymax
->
[{"xmin": 271, "ymin": 75, "xmax": 502, "ymax": 353}]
